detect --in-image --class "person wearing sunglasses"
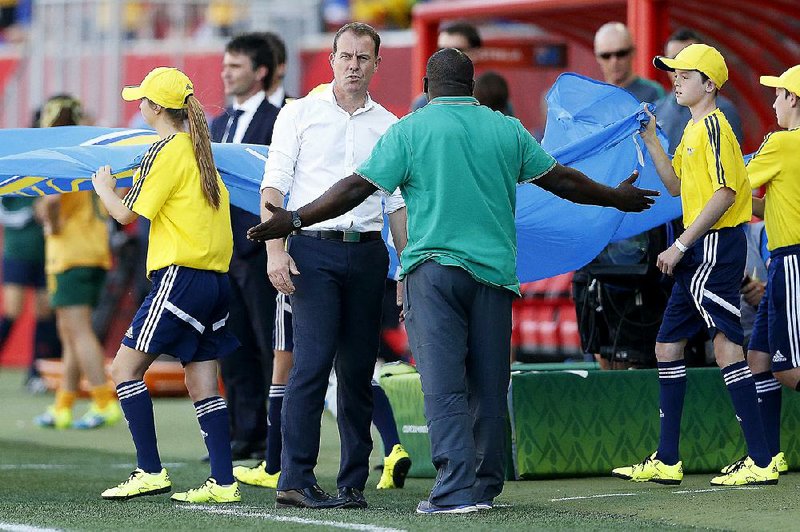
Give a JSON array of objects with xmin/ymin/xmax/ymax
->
[{"xmin": 594, "ymin": 22, "xmax": 664, "ymax": 104}]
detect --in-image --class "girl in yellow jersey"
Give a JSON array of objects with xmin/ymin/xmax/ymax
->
[
  {"xmin": 33, "ymin": 95, "xmax": 122, "ymax": 431},
  {"xmin": 91, "ymin": 67, "xmax": 240, "ymax": 504},
  {"xmin": 741, "ymin": 65, "xmax": 800, "ymax": 474}
]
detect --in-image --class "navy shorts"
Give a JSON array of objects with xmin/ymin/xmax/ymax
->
[
  {"xmin": 751, "ymin": 245, "xmax": 800, "ymax": 372},
  {"xmin": 122, "ymin": 265, "xmax": 239, "ymax": 365},
  {"xmin": 657, "ymin": 226, "xmax": 746, "ymax": 346},
  {"xmin": 3, "ymin": 256, "xmax": 45, "ymax": 288},
  {"xmin": 273, "ymin": 292, "xmax": 293, "ymax": 352}
]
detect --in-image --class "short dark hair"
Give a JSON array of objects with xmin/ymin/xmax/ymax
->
[
  {"xmin": 226, "ymin": 33, "xmax": 276, "ymax": 90},
  {"xmin": 668, "ymin": 28, "xmax": 703, "ymax": 44},
  {"xmin": 440, "ymin": 22, "xmax": 482, "ymax": 49},
  {"xmin": 262, "ymin": 31, "xmax": 287, "ymax": 66},
  {"xmin": 426, "ymin": 48, "xmax": 474, "ymax": 96},
  {"xmin": 474, "ymin": 71, "xmax": 509, "ymax": 113},
  {"xmin": 333, "ymin": 22, "xmax": 381, "ymax": 56}
]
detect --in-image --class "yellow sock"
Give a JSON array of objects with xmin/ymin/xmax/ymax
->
[
  {"xmin": 90, "ymin": 383, "xmax": 116, "ymax": 410},
  {"xmin": 54, "ymin": 389, "xmax": 77, "ymax": 411}
]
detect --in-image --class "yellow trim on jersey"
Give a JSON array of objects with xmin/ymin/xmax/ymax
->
[
  {"xmin": 125, "ymin": 132, "xmax": 233, "ymax": 274},
  {"xmin": 45, "ymin": 191, "xmax": 111, "ymax": 274},
  {"xmin": 747, "ymin": 129, "xmax": 800, "ymax": 250},
  {"xmin": 672, "ymin": 108, "xmax": 751, "ymax": 229}
]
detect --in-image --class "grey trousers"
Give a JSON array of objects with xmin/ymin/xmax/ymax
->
[{"xmin": 404, "ymin": 260, "xmax": 513, "ymax": 506}]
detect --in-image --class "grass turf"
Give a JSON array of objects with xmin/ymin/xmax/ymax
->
[{"xmin": 2, "ymin": 367, "xmax": 799, "ymax": 530}]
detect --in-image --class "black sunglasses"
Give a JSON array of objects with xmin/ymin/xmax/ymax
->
[{"xmin": 597, "ymin": 48, "xmax": 633, "ymax": 60}]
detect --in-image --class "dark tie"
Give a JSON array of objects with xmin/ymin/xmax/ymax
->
[{"xmin": 222, "ymin": 109, "xmax": 245, "ymax": 143}]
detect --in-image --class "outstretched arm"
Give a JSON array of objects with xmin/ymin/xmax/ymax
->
[
  {"xmin": 91, "ymin": 165, "xmax": 138, "ymax": 225},
  {"xmin": 535, "ymin": 164, "xmax": 659, "ymax": 212},
  {"xmin": 247, "ymin": 174, "xmax": 377, "ymax": 242}
]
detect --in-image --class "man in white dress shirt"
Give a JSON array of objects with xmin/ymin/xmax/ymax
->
[{"xmin": 259, "ymin": 22, "xmax": 407, "ymax": 510}]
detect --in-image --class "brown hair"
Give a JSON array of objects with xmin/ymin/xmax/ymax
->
[
  {"xmin": 333, "ymin": 22, "xmax": 380, "ymax": 56},
  {"xmin": 162, "ymin": 95, "xmax": 221, "ymax": 209}
]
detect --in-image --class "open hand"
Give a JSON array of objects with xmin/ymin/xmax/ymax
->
[
  {"xmin": 613, "ymin": 171, "xmax": 659, "ymax": 212},
  {"xmin": 267, "ymin": 248, "xmax": 300, "ymax": 294},
  {"xmin": 247, "ymin": 202, "xmax": 293, "ymax": 242}
]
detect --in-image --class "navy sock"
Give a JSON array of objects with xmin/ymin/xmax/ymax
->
[
  {"xmin": 723, "ymin": 362, "xmax": 771, "ymax": 467},
  {"xmin": 754, "ymin": 371, "xmax": 782, "ymax": 457},
  {"xmin": 265, "ymin": 384, "xmax": 284, "ymax": 474},
  {"xmin": 372, "ymin": 383, "xmax": 400, "ymax": 457},
  {"xmin": 195, "ymin": 396, "xmax": 234, "ymax": 485},
  {"xmin": 656, "ymin": 360, "xmax": 686, "ymax": 466},
  {"xmin": 117, "ymin": 380, "xmax": 162, "ymax": 473},
  {"xmin": 33, "ymin": 317, "xmax": 61, "ymax": 360},
  {"xmin": 0, "ymin": 317, "xmax": 14, "ymax": 349}
]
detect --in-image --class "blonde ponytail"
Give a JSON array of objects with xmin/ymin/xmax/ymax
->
[{"xmin": 186, "ymin": 95, "xmax": 221, "ymax": 209}]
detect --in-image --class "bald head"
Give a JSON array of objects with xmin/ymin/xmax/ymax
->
[
  {"xmin": 594, "ymin": 22, "xmax": 636, "ymax": 87},
  {"xmin": 424, "ymin": 48, "xmax": 474, "ymax": 100}
]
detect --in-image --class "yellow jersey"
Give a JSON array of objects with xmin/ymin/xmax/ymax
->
[
  {"xmin": 747, "ymin": 128, "xmax": 800, "ymax": 250},
  {"xmin": 672, "ymin": 108, "xmax": 752, "ymax": 230},
  {"xmin": 123, "ymin": 133, "xmax": 233, "ymax": 274},
  {"xmin": 45, "ymin": 191, "xmax": 111, "ymax": 274}
]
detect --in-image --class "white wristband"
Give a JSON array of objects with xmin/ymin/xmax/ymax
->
[{"xmin": 674, "ymin": 239, "xmax": 688, "ymax": 253}]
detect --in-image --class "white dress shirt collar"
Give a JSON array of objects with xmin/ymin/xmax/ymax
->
[
  {"xmin": 230, "ymin": 90, "xmax": 266, "ymax": 144},
  {"xmin": 268, "ymin": 85, "xmax": 286, "ymax": 108}
]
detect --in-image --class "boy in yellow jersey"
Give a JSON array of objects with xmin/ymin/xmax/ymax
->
[
  {"xmin": 33, "ymin": 95, "xmax": 122, "ymax": 431},
  {"xmin": 91, "ymin": 67, "xmax": 240, "ymax": 504},
  {"xmin": 738, "ymin": 65, "xmax": 800, "ymax": 475},
  {"xmin": 612, "ymin": 44, "xmax": 777, "ymax": 486}
]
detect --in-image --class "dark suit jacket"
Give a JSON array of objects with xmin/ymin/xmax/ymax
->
[{"xmin": 211, "ymin": 99, "xmax": 280, "ymax": 259}]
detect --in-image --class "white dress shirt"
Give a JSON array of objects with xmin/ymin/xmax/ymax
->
[
  {"xmin": 261, "ymin": 83, "xmax": 404, "ymax": 232},
  {"xmin": 268, "ymin": 85, "xmax": 286, "ymax": 109},
  {"xmin": 230, "ymin": 90, "xmax": 266, "ymax": 144}
]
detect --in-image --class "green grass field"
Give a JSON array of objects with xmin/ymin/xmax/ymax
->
[{"xmin": 2, "ymin": 367, "xmax": 799, "ymax": 531}]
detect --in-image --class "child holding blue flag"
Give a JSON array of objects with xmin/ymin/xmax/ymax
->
[
  {"xmin": 612, "ymin": 44, "xmax": 776, "ymax": 486},
  {"xmin": 91, "ymin": 67, "xmax": 241, "ymax": 503}
]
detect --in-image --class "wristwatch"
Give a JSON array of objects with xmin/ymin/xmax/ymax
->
[{"xmin": 290, "ymin": 210, "xmax": 302, "ymax": 229}]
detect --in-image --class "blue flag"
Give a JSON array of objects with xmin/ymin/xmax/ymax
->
[{"xmin": 515, "ymin": 73, "xmax": 680, "ymax": 281}]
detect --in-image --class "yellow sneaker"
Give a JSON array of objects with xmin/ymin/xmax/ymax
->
[
  {"xmin": 775, "ymin": 452, "xmax": 788, "ymax": 474},
  {"xmin": 34, "ymin": 405, "xmax": 72, "ymax": 429},
  {"xmin": 101, "ymin": 468, "xmax": 171, "ymax": 500},
  {"xmin": 171, "ymin": 478, "xmax": 241, "ymax": 503},
  {"xmin": 710, "ymin": 456, "xmax": 779, "ymax": 486},
  {"xmin": 611, "ymin": 453, "xmax": 683, "ymax": 485},
  {"xmin": 73, "ymin": 401, "xmax": 123, "ymax": 429},
  {"xmin": 377, "ymin": 444, "xmax": 412, "ymax": 489},
  {"xmin": 233, "ymin": 461, "xmax": 280, "ymax": 488}
]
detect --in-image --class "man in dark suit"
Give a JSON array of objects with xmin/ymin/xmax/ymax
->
[{"xmin": 209, "ymin": 33, "xmax": 280, "ymax": 461}]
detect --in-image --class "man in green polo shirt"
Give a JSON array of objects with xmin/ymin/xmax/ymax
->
[{"xmin": 248, "ymin": 47, "xmax": 658, "ymax": 514}]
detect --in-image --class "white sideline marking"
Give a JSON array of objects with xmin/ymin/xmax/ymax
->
[
  {"xmin": 551, "ymin": 493, "xmax": 637, "ymax": 502},
  {"xmin": 671, "ymin": 487, "xmax": 762, "ymax": 494},
  {"xmin": 0, "ymin": 523, "xmax": 62, "ymax": 532},
  {"xmin": 552, "ymin": 486, "xmax": 762, "ymax": 502},
  {"xmin": 180, "ymin": 505, "xmax": 406, "ymax": 532}
]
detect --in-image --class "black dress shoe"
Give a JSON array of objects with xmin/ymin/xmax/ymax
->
[
  {"xmin": 337, "ymin": 487, "xmax": 368, "ymax": 509},
  {"xmin": 276, "ymin": 484, "xmax": 346, "ymax": 509}
]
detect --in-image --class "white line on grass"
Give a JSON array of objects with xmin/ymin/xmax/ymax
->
[
  {"xmin": 0, "ymin": 523, "xmax": 62, "ymax": 532},
  {"xmin": 551, "ymin": 493, "xmax": 637, "ymax": 502},
  {"xmin": 180, "ymin": 505, "xmax": 407, "ymax": 532},
  {"xmin": 551, "ymin": 486, "xmax": 763, "ymax": 502}
]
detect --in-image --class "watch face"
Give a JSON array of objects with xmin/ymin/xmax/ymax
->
[{"xmin": 292, "ymin": 213, "xmax": 302, "ymax": 228}]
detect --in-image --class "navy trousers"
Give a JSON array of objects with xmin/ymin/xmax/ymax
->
[
  {"xmin": 278, "ymin": 234, "xmax": 388, "ymax": 491},
  {"xmin": 219, "ymin": 246, "xmax": 277, "ymax": 449},
  {"xmin": 404, "ymin": 261, "xmax": 513, "ymax": 506}
]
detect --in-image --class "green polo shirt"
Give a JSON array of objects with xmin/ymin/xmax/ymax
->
[{"xmin": 357, "ymin": 96, "xmax": 556, "ymax": 294}]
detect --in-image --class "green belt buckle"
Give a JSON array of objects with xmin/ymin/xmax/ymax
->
[{"xmin": 342, "ymin": 231, "xmax": 360, "ymax": 242}]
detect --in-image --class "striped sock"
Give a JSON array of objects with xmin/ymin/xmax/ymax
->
[
  {"xmin": 722, "ymin": 361, "xmax": 771, "ymax": 468},
  {"xmin": 753, "ymin": 371, "xmax": 782, "ymax": 457},
  {"xmin": 656, "ymin": 360, "xmax": 686, "ymax": 466},
  {"xmin": 117, "ymin": 380, "xmax": 161, "ymax": 473},
  {"xmin": 195, "ymin": 396, "xmax": 234, "ymax": 485},
  {"xmin": 266, "ymin": 384, "xmax": 285, "ymax": 475},
  {"xmin": 372, "ymin": 383, "xmax": 400, "ymax": 457}
]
